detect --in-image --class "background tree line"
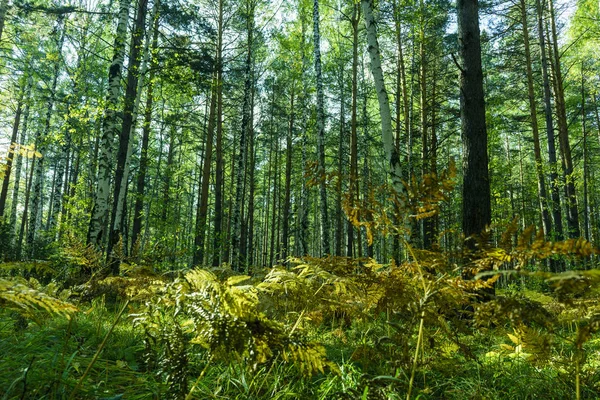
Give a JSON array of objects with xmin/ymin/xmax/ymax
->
[{"xmin": 0, "ymin": 0, "xmax": 597, "ymax": 273}]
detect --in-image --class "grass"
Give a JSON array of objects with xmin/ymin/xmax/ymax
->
[
  {"xmin": 1, "ymin": 305, "xmax": 599, "ymax": 399},
  {"xmin": 2, "ymin": 264, "xmax": 600, "ymax": 400}
]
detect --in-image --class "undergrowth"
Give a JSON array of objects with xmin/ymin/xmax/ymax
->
[{"xmin": 1, "ymin": 224, "xmax": 600, "ymax": 399}]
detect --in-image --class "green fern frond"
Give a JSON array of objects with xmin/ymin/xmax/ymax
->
[{"xmin": 0, "ymin": 278, "xmax": 78, "ymax": 319}]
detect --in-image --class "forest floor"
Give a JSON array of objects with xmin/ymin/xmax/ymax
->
[{"xmin": 1, "ymin": 257, "xmax": 600, "ymax": 399}]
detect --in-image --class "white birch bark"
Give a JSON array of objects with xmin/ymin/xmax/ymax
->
[
  {"xmin": 88, "ymin": 0, "xmax": 130, "ymax": 248},
  {"xmin": 112, "ymin": 18, "xmax": 152, "ymax": 243},
  {"xmin": 361, "ymin": 0, "xmax": 405, "ymax": 203}
]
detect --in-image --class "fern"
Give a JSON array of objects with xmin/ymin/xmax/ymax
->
[{"xmin": 0, "ymin": 277, "xmax": 77, "ymax": 320}]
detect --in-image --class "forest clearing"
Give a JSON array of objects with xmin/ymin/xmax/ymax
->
[{"xmin": 1, "ymin": 0, "xmax": 600, "ymax": 398}]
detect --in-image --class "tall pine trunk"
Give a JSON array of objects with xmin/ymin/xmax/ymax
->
[
  {"xmin": 212, "ymin": 0, "xmax": 225, "ymax": 267},
  {"xmin": 457, "ymin": 0, "xmax": 490, "ymax": 240},
  {"xmin": 520, "ymin": 0, "xmax": 552, "ymax": 237},
  {"xmin": 547, "ymin": 0, "xmax": 579, "ymax": 238},
  {"xmin": 282, "ymin": 84, "xmax": 294, "ymax": 262},
  {"xmin": 536, "ymin": 0, "xmax": 563, "ymax": 245},
  {"xmin": 313, "ymin": 0, "xmax": 330, "ymax": 255},
  {"xmin": 347, "ymin": 3, "xmax": 360, "ymax": 257}
]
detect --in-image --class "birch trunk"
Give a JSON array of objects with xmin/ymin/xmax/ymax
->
[
  {"xmin": 361, "ymin": 0, "xmax": 404, "ymax": 201},
  {"xmin": 88, "ymin": 0, "xmax": 130, "ymax": 248},
  {"xmin": 107, "ymin": 0, "xmax": 149, "ymax": 271}
]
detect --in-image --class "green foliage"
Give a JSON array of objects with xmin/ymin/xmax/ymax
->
[
  {"xmin": 127, "ymin": 267, "xmax": 334, "ymax": 398},
  {"xmin": 0, "ymin": 277, "xmax": 77, "ymax": 322}
]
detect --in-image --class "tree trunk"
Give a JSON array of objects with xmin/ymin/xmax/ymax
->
[
  {"xmin": 107, "ymin": 0, "xmax": 149, "ymax": 272},
  {"xmin": 297, "ymin": 12, "xmax": 310, "ymax": 257},
  {"xmin": 282, "ymin": 84, "xmax": 294, "ymax": 262},
  {"xmin": 246, "ymin": 87, "xmax": 256, "ymax": 267},
  {"xmin": 335, "ymin": 65, "xmax": 344, "ymax": 257},
  {"xmin": 269, "ymin": 125, "xmax": 280, "ymax": 266},
  {"xmin": 520, "ymin": 0, "xmax": 552, "ymax": 237},
  {"xmin": 0, "ymin": 75, "xmax": 27, "ymax": 217},
  {"xmin": 132, "ymin": 0, "xmax": 160, "ymax": 254},
  {"xmin": 88, "ymin": 0, "xmax": 130, "ymax": 249},
  {"xmin": 581, "ymin": 65, "xmax": 590, "ymax": 242},
  {"xmin": 347, "ymin": 3, "xmax": 360, "ymax": 258},
  {"xmin": 10, "ymin": 78, "xmax": 32, "ymax": 236},
  {"xmin": 211, "ymin": 0, "xmax": 225, "ymax": 267},
  {"xmin": 193, "ymin": 75, "xmax": 217, "ymax": 266},
  {"xmin": 392, "ymin": 0, "xmax": 409, "ymax": 261},
  {"xmin": 28, "ymin": 17, "xmax": 65, "ymax": 253},
  {"xmin": 17, "ymin": 155, "xmax": 35, "ymax": 260},
  {"xmin": 457, "ymin": 0, "xmax": 491, "ymax": 240},
  {"xmin": 313, "ymin": 0, "xmax": 330, "ymax": 255},
  {"xmin": 0, "ymin": 0, "xmax": 8, "ymax": 42},
  {"xmin": 361, "ymin": 0, "xmax": 404, "ymax": 200},
  {"xmin": 547, "ymin": 0, "xmax": 579, "ymax": 238},
  {"xmin": 231, "ymin": 0, "xmax": 254, "ymax": 271},
  {"xmin": 536, "ymin": 0, "xmax": 563, "ymax": 245}
]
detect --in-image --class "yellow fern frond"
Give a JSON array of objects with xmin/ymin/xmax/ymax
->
[{"xmin": 0, "ymin": 278, "xmax": 78, "ymax": 319}]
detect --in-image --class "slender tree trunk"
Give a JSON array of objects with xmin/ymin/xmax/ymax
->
[
  {"xmin": 160, "ymin": 125, "xmax": 176, "ymax": 226},
  {"xmin": 193, "ymin": 75, "xmax": 217, "ymax": 265},
  {"xmin": 107, "ymin": 0, "xmax": 149, "ymax": 272},
  {"xmin": 419, "ymin": 0, "xmax": 432, "ymax": 248},
  {"xmin": 297, "ymin": 13, "xmax": 310, "ymax": 257},
  {"xmin": 17, "ymin": 155, "xmax": 35, "ymax": 260},
  {"xmin": 457, "ymin": 0, "xmax": 491, "ymax": 240},
  {"xmin": 361, "ymin": 0, "xmax": 404, "ymax": 200},
  {"xmin": 392, "ymin": 1, "xmax": 409, "ymax": 261},
  {"xmin": 335, "ymin": 66, "xmax": 344, "ymax": 257},
  {"xmin": 547, "ymin": 0, "xmax": 579, "ymax": 238},
  {"xmin": 536, "ymin": 0, "xmax": 563, "ymax": 245},
  {"xmin": 269, "ymin": 129, "xmax": 280, "ymax": 266},
  {"xmin": 313, "ymin": 0, "xmax": 330, "ymax": 255},
  {"xmin": 28, "ymin": 17, "xmax": 65, "ymax": 253},
  {"xmin": 520, "ymin": 0, "xmax": 552, "ymax": 237},
  {"xmin": 132, "ymin": 0, "xmax": 160, "ymax": 254},
  {"xmin": 0, "ymin": 0, "xmax": 8, "ymax": 43},
  {"xmin": 581, "ymin": 65, "xmax": 590, "ymax": 242},
  {"xmin": 10, "ymin": 80, "xmax": 32, "ymax": 235},
  {"xmin": 231, "ymin": 0, "xmax": 254, "ymax": 271},
  {"xmin": 246, "ymin": 87, "xmax": 256, "ymax": 267},
  {"xmin": 347, "ymin": 3, "xmax": 360, "ymax": 257},
  {"xmin": 211, "ymin": 0, "xmax": 225, "ymax": 267},
  {"xmin": 428, "ymin": 61, "xmax": 438, "ymax": 246},
  {"xmin": 88, "ymin": 0, "xmax": 130, "ymax": 248},
  {"xmin": 0, "ymin": 76, "xmax": 27, "ymax": 217},
  {"xmin": 282, "ymin": 84, "xmax": 295, "ymax": 262}
]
